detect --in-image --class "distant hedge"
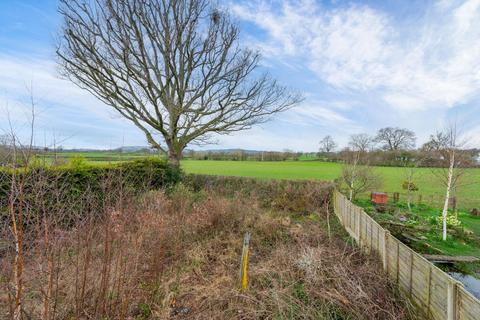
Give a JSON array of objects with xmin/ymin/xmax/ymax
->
[
  {"xmin": 184, "ymin": 174, "xmax": 333, "ymax": 213},
  {"xmin": 0, "ymin": 158, "xmax": 181, "ymax": 228}
]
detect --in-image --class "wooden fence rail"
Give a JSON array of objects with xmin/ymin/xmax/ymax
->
[{"xmin": 333, "ymin": 190, "xmax": 480, "ymax": 320}]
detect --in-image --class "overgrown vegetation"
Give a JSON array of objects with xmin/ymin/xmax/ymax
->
[
  {"xmin": 1, "ymin": 162, "xmax": 420, "ymax": 319},
  {"xmin": 0, "ymin": 158, "xmax": 181, "ymax": 229},
  {"xmin": 184, "ymin": 174, "xmax": 333, "ymax": 214}
]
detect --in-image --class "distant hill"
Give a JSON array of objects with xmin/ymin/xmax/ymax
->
[{"xmin": 194, "ymin": 149, "xmax": 264, "ymax": 154}]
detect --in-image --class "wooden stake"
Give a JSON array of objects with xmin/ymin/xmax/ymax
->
[{"xmin": 239, "ymin": 232, "xmax": 251, "ymax": 291}]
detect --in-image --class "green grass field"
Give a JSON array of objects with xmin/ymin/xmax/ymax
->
[
  {"xmin": 36, "ymin": 151, "xmax": 153, "ymax": 163},
  {"xmin": 181, "ymin": 160, "xmax": 480, "ymax": 208}
]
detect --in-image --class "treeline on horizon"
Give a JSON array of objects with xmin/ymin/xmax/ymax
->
[
  {"xmin": 184, "ymin": 126, "xmax": 480, "ymax": 168},
  {"xmin": 1, "ymin": 127, "xmax": 479, "ymax": 168},
  {"xmin": 182, "ymin": 149, "xmax": 480, "ymax": 168}
]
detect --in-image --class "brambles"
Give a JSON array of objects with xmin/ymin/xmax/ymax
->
[
  {"xmin": 1, "ymin": 175, "xmax": 417, "ymax": 319},
  {"xmin": 183, "ymin": 174, "xmax": 333, "ymax": 213}
]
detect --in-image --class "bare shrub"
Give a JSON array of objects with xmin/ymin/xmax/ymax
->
[{"xmin": 184, "ymin": 174, "xmax": 333, "ymax": 213}]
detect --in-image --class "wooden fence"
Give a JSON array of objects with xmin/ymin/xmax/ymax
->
[{"xmin": 333, "ymin": 190, "xmax": 480, "ymax": 320}]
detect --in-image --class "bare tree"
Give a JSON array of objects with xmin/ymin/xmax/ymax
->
[
  {"xmin": 56, "ymin": 0, "xmax": 302, "ymax": 165},
  {"xmin": 374, "ymin": 127, "xmax": 416, "ymax": 151},
  {"xmin": 422, "ymin": 131, "xmax": 450, "ymax": 152},
  {"xmin": 427, "ymin": 124, "xmax": 470, "ymax": 241},
  {"xmin": 402, "ymin": 166, "xmax": 418, "ymax": 212},
  {"xmin": 319, "ymin": 135, "xmax": 336, "ymax": 153},
  {"xmin": 348, "ymin": 133, "xmax": 372, "ymax": 153},
  {"xmin": 340, "ymin": 148, "xmax": 382, "ymax": 201},
  {"xmin": 3, "ymin": 96, "xmax": 36, "ymax": 319}
]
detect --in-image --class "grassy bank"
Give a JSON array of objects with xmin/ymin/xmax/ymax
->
[{"xmin": 355, "ymin": 199, "xmax": 480, "ymax": 258}]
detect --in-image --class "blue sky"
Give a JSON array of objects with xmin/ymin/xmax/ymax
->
[{"xmin": 1, "ymin": 0, "xmax": 479, "ymax": 151}]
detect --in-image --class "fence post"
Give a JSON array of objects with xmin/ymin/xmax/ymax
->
[
  {"xmin": 341, "ymin": 194, "xmax": 345, "ymax": 224},
  {"xmin": 396, "ymin": 241, "xmax": 400, "ymax": 284},
  {"xmin": 447, "ymin": 280, "xmax": 458, "ymax": 320},
  {"xmin": 451, "ymin": 197, "xmax": 457, "ymax": 211},
  {"xmin": 426, "ymin": 265, "xmax": 432, "ymax": 317},
  {"xmin": 393, "ymin": 192, "xmax": 399, "ymax": 203},
  {"xmin": 348, "ymin": 202, "xmax": 352, "ymax": 230},
  {"xmin": 383, "ymin": 230, "xmax": 389, "ymax": 271},
  {"xmin": 409, "ymin": 251, "xmax": 414, "ymax": 297},
  {"xmin": 356, "ymin": 208, "xmax": 361, "ymax": 243}
]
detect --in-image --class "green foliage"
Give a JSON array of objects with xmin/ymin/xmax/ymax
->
[
  {"xmin": 402, "ymin": 180, "xmax": 419, "ymax": 192},
  {"xmin": 135, "ymin": 303, "xmax": 152, "ymax": 319},
  {"xmin": 292, "ymin": 282, "xmax": 309, "ymax": 303},
  {"xmin": 436, "ymin": 213, "xmax": 462, "ymax": 227},
  {"xmin": 68, "ymin": 155, "xmax": 88, "ymax": 168},
  {"xmin": 0, "ymin": 158, "xmax": 181, "ymax": 227},
  {"xmin": 354, "ymin": 197, "xmax": 480, "ymax": 257}
]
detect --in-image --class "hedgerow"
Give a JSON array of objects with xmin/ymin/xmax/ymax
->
[
  {"xmin": 0, "ymin": 158, "xmax": 181, "ymax": 228},
  {"xmin": 183, "ymin": 174, "xmax": 333, "ymax": 213}
]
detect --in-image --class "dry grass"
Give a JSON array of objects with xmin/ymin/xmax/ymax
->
[{"xmin": 1, "ymin": 183, "xmax": 418, "ymax": 319}]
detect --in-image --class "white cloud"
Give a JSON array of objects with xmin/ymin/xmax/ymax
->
[
  {"xmin": 233, "ymin": 0, "xmax": 480, "ymax": 112},
  {"xmin": 281, "ymin": 102, "xmax": 358, "ymax": 129},
  {"xmin": 0, "ymin": 54, "xmax": 144, "ymax": 148},
  {"xmin": 0, "ymin": 54, "xmax": 115, "ymax": 119},
  {"xmin": 2, "ymin": 1, "xmax": 479, "ymax": 150}
]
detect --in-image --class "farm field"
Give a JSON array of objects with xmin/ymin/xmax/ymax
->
[
  {"xmin": 35, "ymin": 151, "xmax": 154, "ymax": 164},
  {"xmin": 181, "ymin": 160, "xmax": 480, "ymax": 208}
]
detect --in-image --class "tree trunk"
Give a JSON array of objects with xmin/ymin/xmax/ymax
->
[
  {"xmin": 407, "ymin": 192, "xmax": 411, "ymax": 211},
  {"xmin": 442, "ymin": 150, "xmax": 455, "ymax": 241},
  {"xmin": 349, "ymin": 155, "xmax": 358, "ymax": 201},
  {"xmin": 167, "ymin": 149, "xmax": 181, "ymax": 167},
  {"xmin": 407, "ymin": 168, "xmax": 413, "ymax": 212}
]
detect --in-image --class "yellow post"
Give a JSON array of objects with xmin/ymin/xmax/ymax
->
[{"xmin": 240, "ymin": 232, "xmax": 251, "ymax": 291}]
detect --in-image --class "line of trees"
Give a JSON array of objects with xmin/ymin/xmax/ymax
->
[
  {"xmin": 319, "ymin": 127, "xmax": 479, "ymax": 168},
  {"xmin": 185, "ymin": 149, "xmax": 302, "ymax": 161}
]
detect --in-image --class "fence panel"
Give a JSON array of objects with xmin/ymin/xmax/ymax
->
[{"xmin": 333, "ymin": 191, "xmax": 480, "ymax": 320}]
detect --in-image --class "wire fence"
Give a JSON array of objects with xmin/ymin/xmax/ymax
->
[{"xmin": 333, "ymin": 190, "xmax": 480, "ymax": 320}]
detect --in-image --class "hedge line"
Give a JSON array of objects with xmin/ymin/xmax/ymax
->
[
  {"xmin": 0, "ymin": 158, "xmax": 181, "ymax": 228},
  {"xmin": 184, "ymin": 174, "xmax": 333, "ymax": 213},
  {"xmin": 1, "ymin": 159, "xmax": 333, "ymax": 231}
]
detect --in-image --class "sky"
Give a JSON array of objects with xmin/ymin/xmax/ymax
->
[{"xmin": 0, "ymin": 0, "xmax": 479, "ymax": 151}]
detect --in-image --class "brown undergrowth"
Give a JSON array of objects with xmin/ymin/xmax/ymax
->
[{"xmin": 1, "ymin": 183, "xmax": 418, "ymax": 319}]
